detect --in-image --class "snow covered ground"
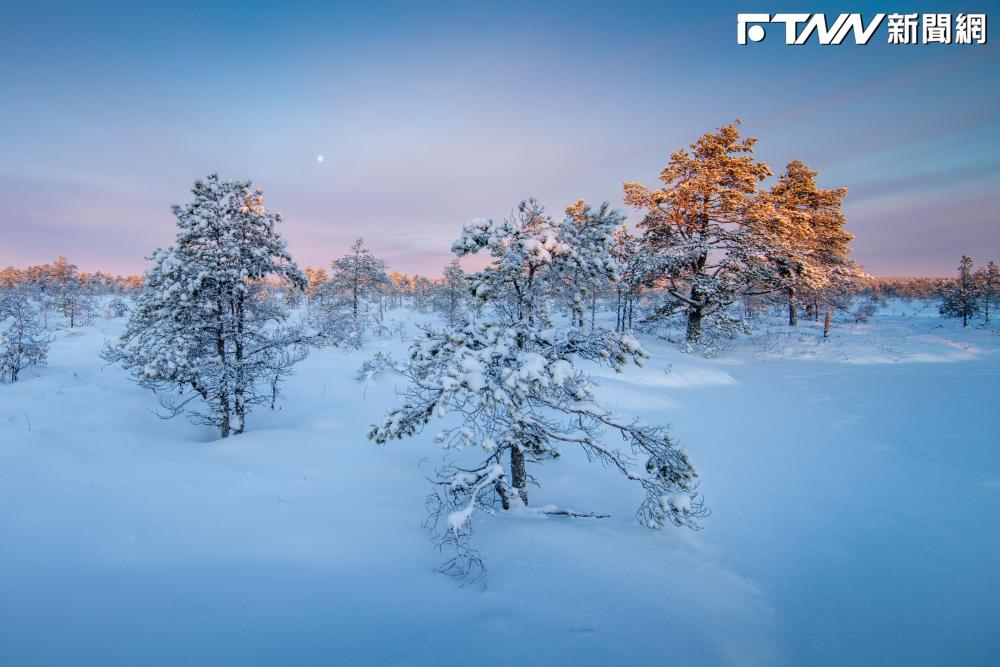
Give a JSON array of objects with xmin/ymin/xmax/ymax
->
[{"xmin": 1, "ymin": 303, "xmax": 997, "ymax": 665}]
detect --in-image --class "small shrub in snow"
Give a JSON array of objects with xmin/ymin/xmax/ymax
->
[
  {"xmin": 852, "ymin": 297, "xmax": 879, "ymax": 323},
  {"xmin": 355, "ymin": 351, "xmax": 404, "ymax": 383},
  {"xmin": 104, "ymin": 296, "xmax": 130, "ymax": 318}
]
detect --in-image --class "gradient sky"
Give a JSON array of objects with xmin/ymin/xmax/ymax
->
[{"xmin": 1, "ymin": 1, "xmax": 997, "ymax": 276}]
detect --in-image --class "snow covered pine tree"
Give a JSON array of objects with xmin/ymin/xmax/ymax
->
[
  {"xmin": 370, "ymin": 199, "xmax": 705, "ymax": 578},
  {"xmin": 764, "ymin": 160, "xmax": 855, "ymax": 327},
  {"xmin": 939, "ymin": 255, "xmax": 981, "ymax": 326},
  {"xmin": 311, "ymin": 238, "xmax": 388, "ymax": 347},
  {"xmin": 0, "ymin": 292, "xmax": 51, "ymax": 383},
  {"xmin": 609, "ymin": 224, "xmax": 658, "ymax": 333},
  {"xmin": 303, "ymin": 266, "xmax": 329, "ymax": 303},
  {"xmin": 113, "ymin": 174, "xmax": 308, "ymax": 437},
  {"xmin": 430, "ymin": 259, "xmax": 469, "ymax": 326},
  {"xmin": 624, "ymin": 122, "xmax": 777, "ymax": 343},
  {"xmin": 45, "ymin": 256, "xmax": 95, "ymax": 328},
  {"xmin": 978, "ymin": 260, "xmax": 997, "ymax": 324},
  {"xmin": 560, "ymin": 199, "xmax": 624, "ymax": 329}
]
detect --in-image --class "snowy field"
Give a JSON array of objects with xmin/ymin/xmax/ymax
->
[{"xmin": 1, "ymin": 303, "xmax": 997, "ymax": 666}]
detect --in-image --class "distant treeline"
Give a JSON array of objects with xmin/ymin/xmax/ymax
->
[{"xmin": 0, "ymin": 259, "xmax": 975, "ymax": 304}]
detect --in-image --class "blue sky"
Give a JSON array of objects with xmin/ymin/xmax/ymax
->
[{"xmin": 1, "ymin": 1, "xmax": 997, "ymax": 275}]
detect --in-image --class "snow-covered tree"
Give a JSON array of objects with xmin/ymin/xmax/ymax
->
[
  {"xmin": 430, "ymin": 259, "xmax": 469, "ymax": 326},
  {"xmin": 559, "ymin": 200, "xmax": 623, "ymax": 329},
  {"xmin": 311, "ymin": 238, "xmax": 388, "ymax": 347},
  {"xmin": 370, "ymin": 200, "xmax": 704, "ymax": 578},
  {"xmin": 764, "ymin": 160, "xmax": 854, "ymax": 326},
  {"xmin": 304, "ymin": 266, "xmax": 329, "ymax": 302},
  {"xmin": 58, "ymin": 282, "xmax": 95, "ymax": 328},
  {"xmin": 39, "ymin": 256, "xmax": 95, "ymax": 328},
  {"xmin": 386, "ymin": 272, "xmax": 410, "ymax": 308},
  {"xmin": 336, "ymin": 238, "xmax": 388, "ymax": 320},
  {"xmin": 413, "ymin": 275, "xmax": 434, "ymax": 310},
  {"xmin": 113, "ymin": 174, "xmax": 308, "ymax": 438},
  {"xmin": 939, "ymin": 255, "xmax": 981, "ymax": 326},
  {"xmin": 104, "ymin": 295, "xmax": 130, "ymax": 318},
  {"xmin": 624, "ymin": 122, "xmax": 776, "ymax": 343},
  {"xmin": 0, "ymin": 292, "xmax": 51, "ymax": 383},
  {"xmin": 0, "ymin": 267, "xmax": 21, "ymax": 289},
  {"xmin": 281, "ymin": 283, "xmax": 305, "ymax": 309},
  {"xmin": 975, "ymin": 260, "xmax": 997, "ymax": 324},
  {"xmin": 609, "ymin": 225, "xmax": 658, "ymax": 332}
]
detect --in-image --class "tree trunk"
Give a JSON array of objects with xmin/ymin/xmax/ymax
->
[
  {"xmin": 686, "ymin": 307, "xmax": 703, "ymax": 343},
  {"xmin": 219, "ymin": 402, "xmax": 231, "ymax": 438},
  {"xmin": 510, "ymin": 446, "xmax": 528, "ymax": 506},
  {"xmin": 686, "ymin": 266, "xmax": 706, "ymax": 342},
  {"xmin": 352, "ymin": 273, "xmax": 359, "ymax": 319},
  {"xmin": 615, "ymin": 290, "xmax": 622, "ymax": 332},
  {"xmin": 233, "ymin": 295, "xmax": 246, "ymax": 434},
  {"xmin": 823, "ymin": 309, "xmax": 831, "ymax": 338},
  {"xmin": 234, "ymin": 399, "xmax": 245, "ymax": 434},
  {"xmin": 788, "ymin": 286, "xmax": 797, "ymax": 326},
  {"xmin": 215, "ymin": 297, "xmax": 231, "ymax": 438},
  {"xmin": 497, "ymin": 481, "xmax": 511, "ymax": 511}
]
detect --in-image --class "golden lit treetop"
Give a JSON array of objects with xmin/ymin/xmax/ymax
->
[{"xmin": 624, "ymin": 121, "xmax": 773, "ymax": 240}]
